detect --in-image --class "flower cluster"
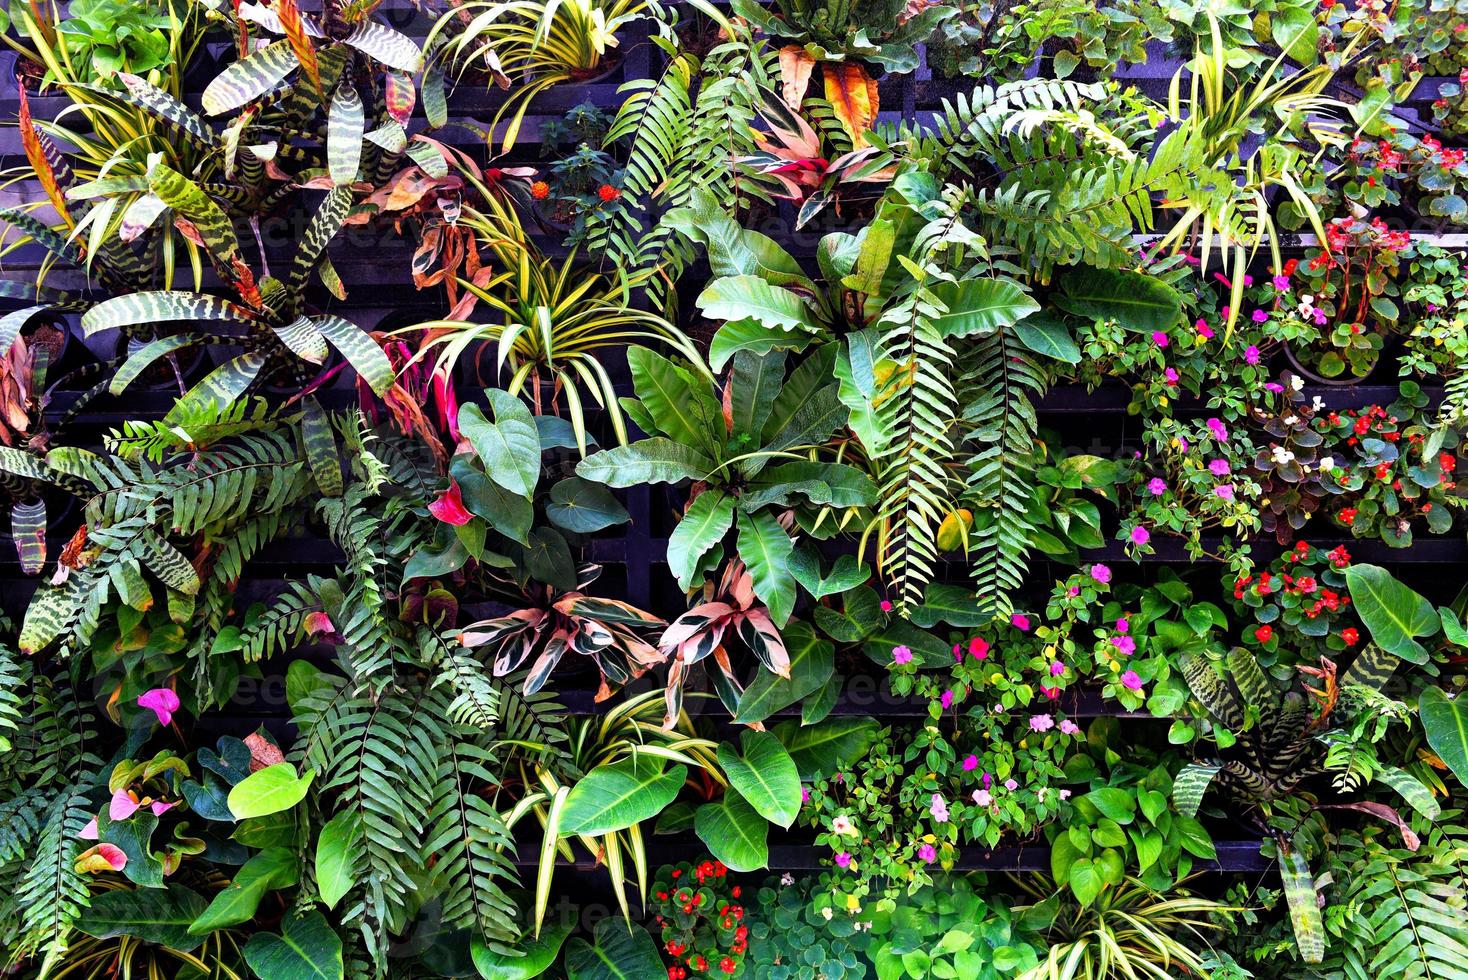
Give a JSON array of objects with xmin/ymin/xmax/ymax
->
[{"xmin": 651, "ymin": 860, "xmax": 749, "ymax": 977}]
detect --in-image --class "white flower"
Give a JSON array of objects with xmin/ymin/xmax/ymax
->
[
  {"xmin": 780, "ymin": 873, "xmax": 795, "ymax": 887},
  {"xmin": 831, "ymin": 814, "xmax": 858, "ymax": 836},
  {"xmin": 1312, "ymin": 396, "xmax": 1325, "ymax": 412},
  {"xmin": 1283, "ymin": 415, "xmax": 1299, "ymax": 426},
  {"xmin": 1319, "ymin": 456, "xmax": 1335, "ymax": 472},
  {"xmin": 1290, "ymin": 375, "xmax": 1305, "ymax": 392},
  {"xmin": 822, "ymin": 907, "xmax": 834, "ymax": 921},
  {"xmin": 1271, "ymin": 446, "xmax": 1296, "ymax": 465},
  {"xmin": 1298, "ymin": 295, "xmax": 1316, "ymax": 316}
]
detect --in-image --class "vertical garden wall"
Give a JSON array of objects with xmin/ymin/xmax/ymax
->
[{"xmin": 2, "ymin": 0, "xmax": 1468, "ymax": 978}]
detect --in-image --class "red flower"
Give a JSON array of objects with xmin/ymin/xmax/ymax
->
[
  {"xmin": 720, "ymin": 957, "xmax": 738, "ymax": 973},
  {"xmin": 1341, "ymin": 628, "xmax": 1359, "ymax": 646},
  {"xmin": 530, "ymin": 180, "xmax": 551, "ymax": 200},
  {"xmin": 1254, "ymin": 625, "xmax": 1273, "ymax": 644},
  {"xmin": 428, "ymin": 479, "xmax": 473, "ymax": 526},
  {"xmin": 598, "ymin": 184, "xmax": 621, "ymax": 202}
]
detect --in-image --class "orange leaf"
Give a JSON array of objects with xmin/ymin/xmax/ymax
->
[
  {"xmin": 778, "ymin": 46, "xmax": 815, "ymax": 111},
  {"xmin": 276, "ymin": 0, "xmax": 322, "ymax": 100},
  {"xmin": 822, "ymin": 62, "xmax": 879, "ymax": 148},
  {"xmin": 17, "ymin": 86, "xmax": 72, "ymax": 230}
]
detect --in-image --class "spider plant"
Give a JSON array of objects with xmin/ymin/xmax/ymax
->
[
  {"xmin": 1013, "ymin": 875, "xmax": 1233, "ymax": 980},
  {"xmin": 406, "ymin": 188, "xmax": 707, "ymax": 455},
  {"xmin": 427, "ymin": 0, "xmax": 659, "ymax": 153}
]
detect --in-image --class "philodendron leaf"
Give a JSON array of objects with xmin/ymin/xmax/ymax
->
[
  {"xmin": 189, "ymin": 847, "xmax": 299, "ymax": 934},
  {"xmin": 459, "ymin": 391, "xmax": 541, "ymax": 498},
  {"xmin": 1346, "ymin": 563, "xmax": 1439, "ymax": 664},
  {"xmin": 472, "ymin": 922, "xmax": 572, "ymax": 979},
  {"xmin": 1419, "ymin": 687, "xmax": 1468, "ymax": 791},
  {"xmin": 546, "ymin": 477, "xmax": 629, "ymax": 533},
  {"xmin": 559, "ymin": 756, "xmax": 686, "ymax": 837},
  {"xmin": 75, "ymin": 883, "xmax": 208, "ymax": 951},
  {"xmin": 563, "ymin": 917, "xmax": 663, "ymax": 980},
  {"xmin": 774, "ymin": 717, "xmax": 879, "ymax": 780},
  {"xmin": 718, "ymin": 730, "xmax": 801, "ymax": 827},
  {"xmin": 314, "ymin": 811, "xmax": 360, "ymax": 910},
  {"xmin": 227, "ymin": 762, "xmax": 314, "ymax": 819},
  {"xmin": 734, "ymin": 621, "xmax": 834, "ymax": 723},
  {"xmin": 242, "ymin": 911, "xmax": 344, "ymax": 980},
  {"xmin": 694, "ymin": 789, "xmax": 769, "ymax": 872}
]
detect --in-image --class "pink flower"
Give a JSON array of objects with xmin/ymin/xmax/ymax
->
[
  {"xmin": 1041, "ymin": 686, "xmax": 1060, "ymax": 700},
  {"xmin": 1011, "ymin": 613, "xmax": 1031, "ymax": 631},
  {"xmin": 1068, "ymin": 586, "xmax": 1080, "ymax": 596},
  {"xmin": 1049, "ymin": 661, "xmax": 1066, "ymax": 677},
  {"xmin": 981, "ymin": 772, "xmax": 992, "ymax": 789},
  {"xmin": 1147, "ymin": 478, "xmax": 1167, "ymax": 496},
  {"xmin": 1130, "ymin": 525, "xmax": 1150, "ymax": 546},
  {"xmin": 1003, "ymin": 779, "xmax": 1019, "ymax": 791},
  {"xmin": 969, "ymin": 637, "xmax": 989, "ymax": 661},
  {"xmin": 109, "ymin": 788, "xmax": 140, "ymax": 822},
  {"xmin": 962, "ymin": 755, "xmax": 979, "ymax": 771},
  {"xmin": 1251, "ymin": 309, "xmax": 1268, "ymax": 323},
  {"xmin": 1209, "ymin": 458, "xmax": 1231, "ymax": 476},
  {"xmin": 1029, "ymin": 714, "xmax": 1055, "ymax": 732},
  {"xmin": 1060, "ymin": 719, "xmax": 1080, "ymax": 735},
  {"xmin": 1195, "ymin": 319, "xmax": 1215, "ymax": 340},
  {"xmin": 940, "ymin": 690, "xmax": 954, "ymax": 709},
  {"xmin": 1120, "ymin": 670, "xmax": 1143, "ymax": 691},
  {"xmin": 834, "ymin": 851, "xmax": 852, "ymax": 868},
  {"xmin": 802, "ymin": 786, "xmax": 810, "ymax": 803},
  {"xmin": 892, "ymin": 645, "xmax": 913, "ymax": 666},
  {"xmin": 428, "ymin": 479, "xmax": 473, "ymax": 525},
  {"xmin": 138, "ymin": 688, "xmax": 180, "ymax": 727},
  {"xmin": 880, "ymin": 600, "xmax": 893, "ymax": 612},
  {"xmin": 917, "ymin": 843, "xmax": 936, "ymax": 863},
  {"xmin": 1214, "ymin": 484, "xmax": 1235, "ymax": 501},
  {"xmin": 76, "ymin": 843, "xmax": 128, "ymax": 873},
  {"xmin": 1111, "ymin": 635, "xmax": 1136, "ymax": 656},
  {"xmin": 972, "ymin": 789, "xmax": 992, "ymax": 806},
  {"xmin": 952, "ymin": 643, "xmax": 962, "ymax": 661},
  {"xmin": 929, "ymin": 793, "xmax": 949, "ymax": 822},
  {"xmin": 79, "ymin": 818, "xmax": 99, "ymax": 840},
  {"xmin": 1116, "ymin": 618, "xmax": 1130, "ymax": 633},
  {"xmin": 1152, "ymin": 331, "xmax": 1169, "ymax": 347},
  {"xmin": 150, "ymin": 800, "xmax": 174, "ymax": 817},
  {"xmin": 1059, "ymin": 789, "xmax": 1072, "ymax": 800},
  {"xmin": 1164, "ymin": 367, "xmax": 1179, "ymax": 385},
  {"xmin": 1090, "ymin": 563, "xmax": 1112, "ymax": 584},
  {"xmin": 1206, "ymin": 418, "xmax": 1228, "ymax": 441},
  {"xmin": 1244, "ymin": 346, "xmax": 1260, "ymax": 365},
  {"xmin": 1273, "ymin": 274, "xmax": 1290, "ymax": 290}
]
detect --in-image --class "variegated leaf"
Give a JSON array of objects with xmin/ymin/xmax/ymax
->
[
  {"xmin": 1171, "ymin": 763, "xmax": 1219, "ymax": 818},
  {"xmin": 165, "ymin": 350, "xmax": 271, "ymax": 420},
  {"xmin": 148, "ymin": 164, "xmax": 243, "ymax": 272},
  {"xmin": 111, "ymin": 73, "xmax": 218, "ymax": 148},
  {"xmin": 111, "ymin": 335, "xmax": 206, "ymax": 394},
  {"xmin": 203, "ymin": 41, "xmax": 300, "ymax": 116},
  {"xmin": 20, "ymin": 583, "xmax": 80, "ymax": 654},
  {"xmin": 65, "ymin": 176, "xmax": 151, "ymax": 201},
  {"xmin": 0, "ymin": 208, "xmax": 83, "ymax": 267},
  {"xmin": 301, "ymin": 396, "xmax": 342, "ymax": 497},
  {"xmin": 0, "ymin": 447, "xmax": 50, "ymax": 483},
  {"xmin": 384, "ymin": 72, "xmax": 416, "ymax": 125},
  {"xmin": 327, "ymin": 84, "xmax": 365, "ymax": 186},
  {"xmin": 119, "ymin": 193, "xmax": 167, "ymax": 243},
  {"xmin": 310, "ymin": 314, "xmax": 394, "ymax": 394},
  {"xmin": 363, "ymin": 121, "xmax": 407, "ymax": 154},
  {"xmin": 1280, "ymin": 844, "xmax": 1324, "ymax": 963},
  {"xmin": 288, "ymin": 188, "xmax": 351, "ymax": 308},
  {"xmin": 273, "ymin": 317, "xmax": 328, "ymax": 364},
  {"xmin": 0, "ymin": 306, "xmax": 50, "ymax": 358},
  {"xmin": 237, "ymin": 1, "xmax": 324, "ymax": 37},
  {"xmin": 276, "ymin": 0, "xmax": 322, "ymax": 98},
  {"xmin": 17, "ymin": 86, "xmax": 73, "ymax": 227},
  {"xmin": 10, "ymin": 499, "xmax": 46, "ymax": 575},
  {"xmin": 341, "ymin": 22, "xmax": 423, "ymax": 73},
  {"xmin": 138, "ymin": 529, "xmax": 202, "ymax": 595},
  {"xmin": 81, "ymin": 292, "xmax": 255, "ymax": 337}
]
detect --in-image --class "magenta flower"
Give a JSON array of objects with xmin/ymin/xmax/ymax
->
[
  {"xmin": 1029, "ymin": 714, "xmax": 1055, "ymax": 733},
  {"xmin": 1244, "ymin": 346, "xmax": 1260, "ymax": 365},
  {"xmin": 962, "ymin": 755, "xmax": 979, "ymax": 771},
  {"xmin": 981, "ymin": 772, "xmax": 992, "ymax": 789},
  {"xmin": 892, "ymin": 645, "xmax": 913, "ymax": 666},
  {"xmin": 1206, "ymin": 418, "xmax": 1228, "ymax": 441},
  {"xmin": 917, "ymin": 843, "xmax": 937, "ymax": 863},
  {"xmin": 1130, "ymin": 525, "xmax": 1150, "ymax": 546},
  {"xmin": 1164, "ymin": 367, "xmax": 1179, "ymax": 385},
  {"xmin": 802, "ymin": 786, "xmax": 810, "ymax": 803},
  {"xmin": 1273, "ymin": 274, "xmax": 1290, "ymax": 290},
  {"xmin": 138, "ymin": 688, "xmax": 180, "ymax": 727},
  {"xmin": 952, "ymin": 643, "xmax": 962, "ymax": 661},
  {"xmin": 1068, "ymin": 585, "xmax": 1080, "ymax": 596},
  {"xmin": 970, "ymin": 637, "xmax": 990, "ymax": 661},
  {"xmin": 834, "ymin": 851, "xmax": 852, "ymax": 868},
  {"xmin": 1195, "ymin": 319, "xmax": 1215, "ymax": 340},
  {"xmin": 1151, "ymin": 331, "xmax": 1169, "ymax": 348},
  {"xmin": 1251, "ymin": 309, "xmax": 1268, "ymax": 323},
  {"xmin": 1041, "ymin": 686, "xmax": 1060, "ymax": 700},
  {"xmin": 1147, "ymin": 477, "xmax": 1166, "ymax": 496},
  {"xmin": 879, "ymin": 600, "xmax": 893, "ymax": 612},
  {"xmin": 1011, "ymin": 613, "xmax": 1031, "ymax": 631},
  {"xmin": 1111, "ymin": 635, "xmax": 1137, "ymax": 655},
  {"xmin": 1214, "ymin": 484, "xmax": 1236, "ymax": 501},
  {"xmin": 1209, "ymin": 458, "xmax": 1231, "ymax": 476},
  {"xmin": 1116, "ymin": 617, "xmax": 1130, "ymax": 633},
  {"xmin": 940, "ymin": 690, "xmax": 954, "ymax": 709},
  {"xmin": 1120, "ymin": 670, "xmax": 1143, "ymax": 691},
  {"xmin": 1059, "ymin": 719, "xmax": 1080, "ymax": 735},
  {"xmin": 109, "ymin": 788, "xmax": 140, "ymax": 822},
  {"xmin": 1091, "ymin": 563, "xmax": 1112, "ymax": 584},
  {"xmin": 1049, "ymin": 661, "xmax": 1066, "ymax": 677}
]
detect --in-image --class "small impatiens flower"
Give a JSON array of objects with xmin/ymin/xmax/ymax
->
[
  {"xmin": 1214, "ymin": 484, "xmax": 1236, "ymax": 501},
  {"xmin": 972, "ymin": 789, "xmax": 992, "ymax": 806},
  {"xmin": 428, "ymin": 479, "xmax": 473, "ymax": 525},
  {"xmin": 1151, "ymin": 331, "xmax": 1169, "ymax": 347},
  {"xmin": 969, "ymin": 637, "xmax": 990, "ymax": 660},
  {"xmin": 1147, "ymin": 477, "xmax": 1167, "ymax": 496},
  {"xmin": 1091, "ymin": 563, "xmax": 1112, "ymax": 584},
  {"xmin": 834, "ymin": 851, "xmax": 852, "ymax": 868},
  {"xmin": 1041, "ymin": 686, "xmax": 1060, "ymax": 700},
  {"xmin": 880, "ymin": 600, "xmax": 893, "ymax": 612},
  {"xmin": 1049, "ymin": 661, "xmax": 1066, "ymax": 677},
  {"xmin": 929, "ymin": 793, "xmax": 950, "ymax": 822},
  {"xmin": 1059, "ymin": 789, "xmax": 1072, "ymax": 800},
  {"xmin": 1116, "ymin": 617, "xmax": 1130, "ymax": 633},
  {"xmin": 940, "ymin": 690, "xmax": 955, "ymax": 710},
  {"xmin": 1060, "ymin": 719, "xmax": 1080, "ymax": 735},
  {"xmin": 138, "ymin": 688, "xmax": 180, "ymax": 727},
  {"xmin": 1003, "ymin": 778, "xmax": 1019, "ymax": 791},
  {"xmin": 1196, "ymin": 320, "xmax": 1215, "ymax": 340},
  {"xmin": 917, "ymin": 843, "xmax": 937, "ymax": 863},
  {"xmin": 1110, "ymin": 635, "xmax": 1136, "ymax": 655},
  {"xmin": 981, "ymin": 772, "xmax": 992, "ymax": 789},
  {"xmin": 1273, "ymin": 274, "xmax": 1290, "ymax": 290},
  {"xmin": 1120, "ymin": 670, "xmax": 1143, "ymax": 691},
  {"xmin": 1206, "ymin": 418, "xmax": 1228, "ymax": 441},
  {"xmin": 831, "ymin": 815, "xmax": 857, "ymax": 836},
  {"xmin": 1244, "ymin": 346, "xmax": 1261, "ymax": 365},
  {"xmin": 1011, "ymin": 613, "xmax": 1031, "ymax": 631},
  {"xmin": 962, "ymin": 755, "xmax": 979, "ymax": 771},
  {"xmin": 1029, "ymin": 714, "xmax": 1055, "ymax": 733},
  {"xmin": 802, "ymin": 786, "xmax": 810, "ymax": 803},
  {"xmin": 1251, "ymin": 309, "xmax": 1268, "ymax": 323},
  {"xmin": 892, "ymin": 645, "xmax": 913, "ymax": 666},
  {"xmin": 1130, "ymin": 525, "xmax": 1150, "ymax": 546},
  {"xmin": 1164, "ymin": 367, "xmax": 1179, "ymax": 386},
  {"xmin": 76, "ymin": 843, "xmax": 127, "ymax": 874},
  {"xmin": 1209, "ymin": 458, "xmax": 1231, "ymax": 476}
]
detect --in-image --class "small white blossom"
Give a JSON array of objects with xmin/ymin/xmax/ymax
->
[
  {"xmin": 822, "ymin": 907, "xmax": 834, "ymax": 921},
  {"xmin": 1290, "ymin": 375, "xmax": 1305, "ymax": 392},
  {"xmin": 1319, "ymin": 456, "xmax": 1335, "ymax": 471},
  {"xmin": 1312, "ymin": 396, "xmax": 1325, "ymax": 412},
  {"xmin": 780, "ymin": 873, "xmax": 795, "ymax": 887},
  {"xmin": 1283, "ymin": 415, "xmax": 1299, "ymax": 426},
  {"xmin": 1271, "ymin": 446, "xmax": 1296, "ymax": 465}
]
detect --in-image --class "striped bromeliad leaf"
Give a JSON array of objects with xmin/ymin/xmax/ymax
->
[
  {"xmin": 288, "ymin": 188, "xmax": 352, "ymax": 305},
  {"xmin": 273, "ymin": 317, "xmax": 329, "ymax": 365},
  {"xmin": 1171, "ymin": 763, "xmax": 1220, "ymax": 819},
  {"xmin": 0, "ymin": 447, "xmax": 51, "ymax": 484},
  {"xmin": 119, "ymin": 193, "xmax": 168, "ymax": 244},
  {"xmin": 109, "ymin": 73, "xmax": 219, "ymax": 150},
  {"xmin": 0, "ymin": 280, "xmax": 86, "ymax": 311},
  {"xmin": 9, "ymin": 498, "xmax": 46, "ymax": 575},
  {"xmin": 1280, "ymin": 843, "xmax": 1325, "ymax": 963},
  {"xmin": 310, "ymin": 314, "xmax": 394, "ymax": 394},
  {"xmin": 148, "ymin": 164, "xmax": 244, "ymax": 273},
  {"xmin": 110, "ymin": 335, "xmax": 211, "ymax": 395},
  {"xmin": 327, "ymin": 84, "xmax": 365, "ymax": 186},
  {"xmin": 82, "ymin": 292, "xmax": 256, "ymax": 337},
  {"xmin": 166, "ymin": 350, "xmax": 272, "ymax": 421},
  {"xmin": 238, "ymin": 1, "xmax": 325, "ymax": 37},
  {"xmin": 203, "ymin": 41, "xmax": 301, "ymax": 116},
  {"xmin": 301, "ymin": 397, "xmax": 343, "ymax": 497},
  {"xmin": 17, "ymin": 86, "xmax": 74, "ymax": 228},
  {"xmin": 341, "ymin": 22, "xmax": 424, "ymax": 73},
  {"xmin": 137, "ymin": 528, "xmax": 202, "ymax": 595},
  {"xmin": 0, "ymin": 306, "xmax": 53, "ymax": 359},
  {"xmin": 384, "ymin": 71, "xmax": 416, "ymax": 125},
  {"xmin": 0, "ymin": 208, "xmax": 85, "ymax": 267}
]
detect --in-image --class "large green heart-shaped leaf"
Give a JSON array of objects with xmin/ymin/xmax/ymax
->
[
  {"xmin": 774, "ymin": 717, "xmax": 879, "ymax": 780},
  {"xmin": 718, "ymin": 730, "xmax": 801, "ymax": 827},
  {"xmin": 546, "ymin": 477, "xmax": 629, "ymax": 533},
  {"xmin": 459, "ymin": 392, "xmax": 542, "ymax": 498},
  {"xmin": 1346, "ymin": 563, "xmax": 1439, "ymax": 664},
  {"xmin": 472, "ymin": 923, "xmax": 572, "ymax": 979},
  {"xmin": 1420, "ymin": 686, "xmax": 1468, "ymax": 791},
  {"xmin": 694, "ymin": 790, "xmax": 769, "ymax": 872},
  {"xmin": 189, "ymin": 847, "xmax": 299, "ymax": 934},
  {"xmin": 242, "ymin": 911, "xmax": 344, "ymax": 980},
  {"xmin": 696, "ymin": 274, "xmax": 822, "ymax": 333},
  {"xmin": 563, "ymin": 917, "xmax": 664, "ymax": 980},
  {"xmin": 76, "ymin": 883, "xmax": 208, "ymax": 951},
  {"xmin": 734, "ymin": 621, "xmax": 834, "ymax": 723},
  {"xmin": 1053, "ymin": 267, "xmax": 1184, "ymax": 331},
  {"xmin": 228, "ymin": 763, "xmax": 314, "ymax": 819},
  {"xmin": 560, "ymin": 756, "xmax": 686, "ymax": 837}
]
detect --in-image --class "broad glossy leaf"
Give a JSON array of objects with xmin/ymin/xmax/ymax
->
[
  {"xmin": 788, "ymin": 549, "xmax": 870, "ymax": 600},
  {"xmin": 709, "ymin": 319, "xmax": 817, "ymax": 372},
  {"xmin": 929, "ymin": 278, "xmax": 1040, "ymax": 338},
  {"xmin": 627, "ymin": 348, "xmax": 721, "ymax": 455},
  {"xmin": 1053, "ymin": 267, "xmax": 1185, "ymax": 331},
  {"xmin": 547, "ymin": 477, "xmax": 629, "ymax": 533},
  {"xmin": 694, "ymin": 790, "xmax": 769, "ymax": 871},
  {"xmin": 472, "ymin": 923, "xmax": 572, "ymax": 980},
  {"xmin": 737, "ymin": 509, "xmax": 795, "ymax": 625},
  {"xmin": 718, "ymin": 730, "xmax": 801, "ymax": 827},
  {"xmin": 76, "ymin": 883, "xmax": 208, "ymax": 951},
  {"xmin": 576, "ymin": 439, "xmax": 714, "ymax": 487},
  {"xmin": 560, "ymin": 756, "xmax": 686, "ymax": 837},
  {"xmin": 314, "ymin": 811, "xmax": 359, "ymax": 910},
  {"xmin": 729, "ymin": 350, "xmax": 785, "ymax": 443},
  {"xmin": 341, "ymin": 21, "xmax": 424, "ymax": 72},
  {"xmin": 81, "ymin": 291, "xmax": 254, "ymax": 337},
  {"xmin": 1010, "ymin": 312, "xmax": 1081, "ymax": 363},
  {"xmin": 459, "ymin": 392, "xmax": 541, "ymax": 498},
  {"xmin": 668, "ymin": 490, "xmax": 734, "ymax": 591},
  {"xmin": 563, "ymin": 917, "xmax": 663, "ymax": 980},
  {"xmin": 909, "ymin": 583, "xmax": 988, "ymax": 628},
  {"xmin": 203, "ymin": 41, "xmax": 299, "ymax": 116},
  {"xmin": 243, "ymin": 911, "xmax": 344, "ymax": 980},
  {"xmin": 774, "ymin": 717, "xmax": 878, "ymax": 780},
  {"xmin": 327, "ymin": 83, "xmax": 364, "ymax": 185},
  {"xmin": 189, "ymin": 847, "xmax": 299, "ymax": 934},
  {"xmin": 228, "ymin": 763, "xmax": 314, "ymax": 819},
  {"xmin": 734, "ymin": 621, "xmax": 833, "ymax": 723},
  {"xmin": 164, "ymin": 350, "xmax": 270, "ymax": 422},
  {"xmin": 1420, "ymin": 686, "xmax": 1468, "ymax": 791},
  {"xmin": 1346, "ymin": 563, "xmax": 1438, "ymax": 664},
  {"xmin": 697, "ymin": 275, "xmax": 822, "ymax": 333}
]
